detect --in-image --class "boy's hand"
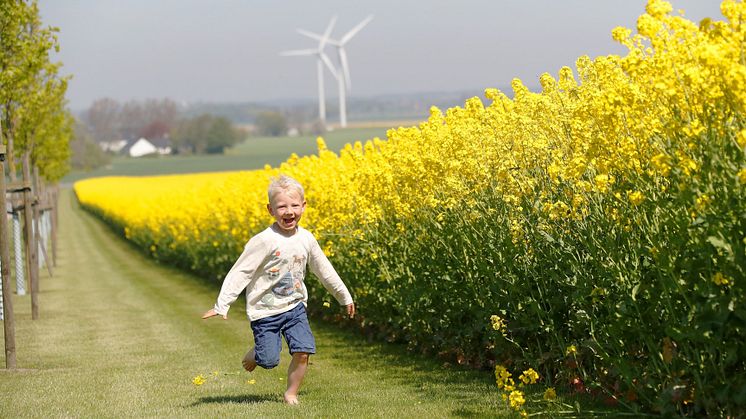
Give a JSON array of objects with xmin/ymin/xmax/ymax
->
[
  {"xmin": 346, "ymin": 303, "xmax": 355, "ymax": 319},
  {"xmin": 202, "ymin": 309, "xmax": 227, "ymax": 320}
]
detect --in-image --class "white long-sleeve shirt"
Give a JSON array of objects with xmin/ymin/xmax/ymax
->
[{"xmin": 213, "ymin": 224, "xmax": 353, "ymax": 321}]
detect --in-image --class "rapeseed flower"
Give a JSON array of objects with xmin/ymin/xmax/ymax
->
[
  {"xmin": 712, "ymin": 272, "xmax": 730, "ymax": 286},
  {"xmin": 695, "ymin": 194, "xmax": 711, "ymax": 211},
  {"xmin": 509, "ymin": 390, "xmax": 526, "ymax": 410},
  {"xmin": 737, "ymin": 168, "xmax": 746, "ymax": 185},
  {"xmin": 495, "ymin": 365, "xmax": 515, "ymax": 391},
  {"xmin": 628, "ymin": 191, "xmax": 644, "ymax": 206},
  {"xmin": 519, "ymin": 368, "xmax": 540, "ymax": 385},
  {"xmin": 192, "ymin": 375, "xmax": 205, "ymax": 386},
  {"xmin": 490, "ymin": 314, "xmax": 507, "ymax": 334}
]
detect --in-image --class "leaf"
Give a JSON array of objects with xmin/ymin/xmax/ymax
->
[
  {"xmin": 706, "ymin": 235, "xmax": 732, "ymax": 254},
  {"xmin": 539, "ymin": 230, "xmax": 555, "ymax": 243}
]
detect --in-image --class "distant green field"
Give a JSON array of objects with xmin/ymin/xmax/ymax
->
[{"xmin": 63, "ymin": 126, "xmax": 393, "ymax": 184}]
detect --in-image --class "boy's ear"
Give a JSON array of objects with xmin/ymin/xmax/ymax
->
[{"xmin": 266, "ymin": 203, "xmax": 274, "ymax": 215}]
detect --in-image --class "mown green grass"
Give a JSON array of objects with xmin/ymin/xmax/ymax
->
[
  {"xmin": 62, "ymin": 127, "xmax": 391, "ymax": 184},
  {"xmin": 0, "ymin": 189, "xmax": 517, "ymax": 418}
]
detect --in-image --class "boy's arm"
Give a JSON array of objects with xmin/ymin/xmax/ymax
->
[
  {"xmin": 205, "ymin": 235, "xmax": 267, "ymax": 319},
  {"xmin": 308, "ymin": 236, "xmax": 354, "ymax": 309}
]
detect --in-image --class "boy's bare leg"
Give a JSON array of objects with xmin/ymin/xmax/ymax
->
[
  {"xmin": 284, "ymin": 352, "xmax": 309, "ymax": 405},
  {"xmin": 242, "ymin": 348, "xmax": 257, "ymax": 372}
]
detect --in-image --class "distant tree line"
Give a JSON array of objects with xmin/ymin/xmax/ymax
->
[
  {"xmin": 79, "ymin": 97, "xmax": 245, "ymax": 157},
  {"xmin": 171, "ymin": 113, "xmax": 243, "ymax": 154},
  {"xmin": 1, "ymin": 0, "xmax": 73, "ymax": 181}
]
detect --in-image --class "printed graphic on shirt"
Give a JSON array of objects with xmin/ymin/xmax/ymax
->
[
  {"xmin": 291, "ymin": 255, "xmax": 306, "ymax": 281},
  {"xmin": 273, "ymin": 272, "xmax": 297, "ymax": 296},
  {"xmin": 259, "ymin": 293, "xmax": 275, "ymax": 308},
  {"xmin": 265, "ymin": 251, "xmax": 287, "ymax": 273},
  {"xmin": 257, "ymin": 253, "xmax": 306, "ymax": 309}
]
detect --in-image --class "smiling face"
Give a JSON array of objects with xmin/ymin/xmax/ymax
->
[{"xmin": 267, "ymin": 188, "xmax": 306, "ymax": 235}]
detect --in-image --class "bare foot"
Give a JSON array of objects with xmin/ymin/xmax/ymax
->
[
  {"xmin": 283, "ymin": 392, "xmax": 299, "ymax": 405},
  {"xmin": 242, "ymin": 348, "xmax": 257, "ymax": 372}
]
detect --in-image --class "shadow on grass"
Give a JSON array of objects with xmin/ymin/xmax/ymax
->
[{"xmin": 190, "ymin": 393, "xmax": 280, "ymax": 406}]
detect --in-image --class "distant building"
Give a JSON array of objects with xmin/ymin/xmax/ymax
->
[
  {"xmin": 150, "ymin": 138, "xmax": 173, "ymax": 155},
  {"xmin": 99, "ymin": 139, "xmax": 128, "ymax": 153},
  {"xmin": 122, "ymin": 138, "xmax": 157, "ymax": 157},
  {"xmin": 120, "ymin": 137, "xmax": 173, "ymax": 157}
]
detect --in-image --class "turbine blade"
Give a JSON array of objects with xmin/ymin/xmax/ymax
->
[
  {"xmin": 298, "ymin": 28, "xmax": 342, "ymax": 46},
  {"xmin": 280, "ymin": 48, "xmax": 318, "ymax": 56},
  {"xmin": 320, "ymin": 52, "xmax": 339, "ymax": 79},
  {"xmin": 340, "ymin": 15, "xmax": 373, "ymax": 44},
  {"xmin": 297, "ymin": 28, "xmax": 324, "ymax": 42},
  {"xmin": 319, "ymin": 15, "xmax": 337, "ymax": 50}
]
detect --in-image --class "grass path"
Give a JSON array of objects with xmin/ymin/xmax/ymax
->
[{"xmin": 0, "ymin": 189, "xmax": 509, "ymax": 418}]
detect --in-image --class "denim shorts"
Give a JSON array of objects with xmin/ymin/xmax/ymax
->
[{"xmin": 250, "ymin": 303, "xmax": 316, "ymax": 369}]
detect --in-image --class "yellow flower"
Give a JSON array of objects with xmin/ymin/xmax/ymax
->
[
  {"xmin": 646, "ymin": 0, "xmax": 673, "ymax": 19},
  {"xmin": 519, "ymin": 368, "xmax": 540, "ymax": 385},
  {"xmin": 544, "ymin": 387, "xmax": 557, "ymax": 400},
  {"xmin": 495, "ymin": 365, "xmax": 514, "ymax": 390},
  {"xmin": 695, "ymin": 194, "xmax": 711, "ymax": 211},
  {"xmin": 628, "ymin": 191, "xmax": 644, "ymax": 206},
  {"xmin": 737, "ymin": 168, "xmax": 746, "ymax": 185},
  {"xmin": 737, "ymin": 129, "xmax": 746, "ymax": 148},
  {"xmin": 192, "ymin": 375, "xmax": 205, "ymax": 386},
  {"xmin": 566, "ymin": 345, "xmax": 577, "ymax": 356},
  {"xmin": 612, "ymin": 26, "xmax": 632, "ymax": 43},
  {"xmin": 678, "ymin": 155, "xmax": 698, "ymax": 176},
  {"xmin": 490, "ymin": 314, "xmax": 507, "ymax": 334},
  {"xmin": 247, "ymin": 379, "xmax": 256, "ymax": 385},
  {"xmin": 651, "ymin": 153, "xmax": 672, "ymax": 176},
  {"xmin": 323, "ymin": 301, "xmax": 331, "ymax": 308},
  {"xmin": 594, "ymin": 174, "xmax": 611, "ymax": 192},
  {"xmin": 509, "ymin": 390, "xmax": 526, "ymax": 410},
  {"xmin": 712, "ymin": 272, "xmax": 730, "ymax": 286}
]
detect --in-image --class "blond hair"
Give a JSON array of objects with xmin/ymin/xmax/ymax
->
[{"xmin": 267, "ymin": 174, "xmax": 305, "ymax": 204}]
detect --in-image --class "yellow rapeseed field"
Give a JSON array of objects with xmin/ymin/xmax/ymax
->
[
  {"xmin": 77, "ymin": 0, "xmax": 745, "ymax": 257},
  {"xmin": 75, "ymin": 1, "xmax": 746, "ymax": 415}
]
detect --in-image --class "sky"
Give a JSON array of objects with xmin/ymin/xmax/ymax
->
[{"xmin": 38, "ymin": 0, "xmax": 723, "ymax": 111}]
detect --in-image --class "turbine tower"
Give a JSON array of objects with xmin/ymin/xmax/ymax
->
[
  {"xmin": 296, "ymin": 15, "xmax": 374, "ymax": 128},
  {"xmin": 280, "ymin": 16, "xmax": 338, "ymax": 128}
]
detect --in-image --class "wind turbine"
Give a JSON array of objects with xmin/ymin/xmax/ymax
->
[
  {"xmin": 280, "ymin": 16, "xmax": 338, "ymax": 128},
  {"xmin": 296, "ymin": 15, "xmax": 374, "ymax": 128}
]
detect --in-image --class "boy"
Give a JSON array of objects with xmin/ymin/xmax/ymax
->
[{"xmin": 202, "ymin": 175, "xmax": 355, "ymax": 405}]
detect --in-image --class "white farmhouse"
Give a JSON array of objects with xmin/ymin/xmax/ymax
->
[{"xmin": 123, "ymin": 138, "xmax": 157, "ymax": 157}]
